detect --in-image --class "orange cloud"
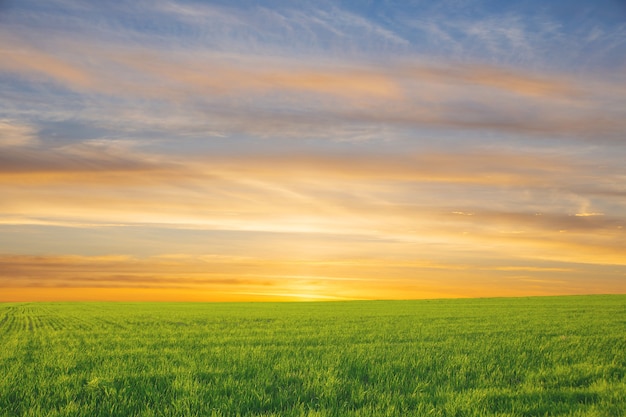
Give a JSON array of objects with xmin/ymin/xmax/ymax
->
[
  {"xmin": 0, "ymin": 287, "xmax": 293, "ymax": 302},
  {"xmin": 0, "ymin": 37, "xmax": 402, "ymax": 102},
  {"xmin": 0, "ymin": 146, "xmax": 579, "ymax": 185},
  {"xmin": 2, "ymin": 36, "xmax": 624, "ymax": 139},
  {"xmin": 404, "ymin": 63, "xmax": 581, "ymax": 99},
  {"xmin": 0, "ymin": 46, "xmax": 95, "ymax": 90},
  {"xmin": 1, "ymin": 143, "xmax": 623, "ymax": 270},
  {"xmin": 1, "ymin": 253, "xmax": 623, "ymax": 302},
  {"xmin": 118, "ymin": 53, "xmax": 403, "ymax": 101}
]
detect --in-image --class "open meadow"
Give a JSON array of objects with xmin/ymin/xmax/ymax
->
[{"xmin": 1, "ymin": 295, "xmax": 625, "ymax": 416}]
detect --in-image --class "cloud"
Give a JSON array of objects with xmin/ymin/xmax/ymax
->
[
  {"xmin": 0, "ymin": 120, "xmax": 38, "ymax": 147},
  {"xmin": 0, "ymin": 139, "xmax": 168, "ymax": 188},
  {"xmin": 151, "ymin": 0, "xmax": 410, "ymax": 52},
  {"xmin": 1, "ymin": 143, "xmax": 624, "ymax": 268},
  {"xmin": 1, "ymin": 1, "xmax": 625, "ymax": 301},
  {"xmin": 0, "ymin": 254, "xmax": 266, "ymax": 288},
  {"xmin": 402, "ymin": 3, "xmax": 626, "ymax": 71},
  {"xmin": 405, "ymin": 63, "xmax": 581, "ymax": 98},
  {"xmin": 0, "ymin": 145, "xmax": 589, "ymax": 190},
  {"xmin": 1, "ymin": 251, "xmax": 623, "ymax": 301},
  {"xmin": 1, "ymin": 36, "xmax": 403, "ymax": 101},
  {"xmin": 2, "ymin": 30, "xmax": 624, "ymax": 141},
  {"xmin": 0, "ymin": 40, "xmax": 96, "ymax": 90}
]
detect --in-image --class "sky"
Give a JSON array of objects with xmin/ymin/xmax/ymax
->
[{"xmin": 1, "ymin": 0, "xmax": 625, "ymax": 302}]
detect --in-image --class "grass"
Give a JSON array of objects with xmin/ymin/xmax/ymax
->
[{"xmin": 1, "ymin": 295, "xmax": 625, "ymax": 416}]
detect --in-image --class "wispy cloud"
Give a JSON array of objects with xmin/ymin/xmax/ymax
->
[
  {"xmin": 1, "ymin": 0, "xmax": 625, "ymax": 300},
  {"xmin": 3, "ymin": 35, "xmax": 624, "ymax": 142},
  {"xmin": 1, "ymin": 143, "xmax": 624, "ymax": 267},
  {"xmin": 0, "ymin": 120, "xmax": 39, "ymax": 147},
  {"xmin": 2, "ymin": 251, "xmax": 623, "ymax": 302}
]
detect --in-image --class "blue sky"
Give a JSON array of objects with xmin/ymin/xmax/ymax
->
[{"xmin": 1, "ymin": 0, "xmax": 625, "ymax": 300}]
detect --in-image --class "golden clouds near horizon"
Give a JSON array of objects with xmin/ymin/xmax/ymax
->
[
  {"xmin": 1, "ymin": 151, "xmax": 625, "ymax": 301},
  {"xmin": 1, "ymin": 146, "xmax": 624, "ymax": 267},
  {"xmin": 1, "ymin": 253, "xmax": 624, "ymax": 302},
  {"xmin": 1, "ymin": 5, "xmax": 625, "ymax": 302}
]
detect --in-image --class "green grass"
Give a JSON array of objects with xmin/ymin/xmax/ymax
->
[{"xmin": 1, "ymin": 295, "xmax": 625, "ymax": 416}]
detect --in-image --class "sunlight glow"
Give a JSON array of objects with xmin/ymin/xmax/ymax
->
[{"xmin": 1, "ymin": 0, "xmax": 625, "ymax": 301}]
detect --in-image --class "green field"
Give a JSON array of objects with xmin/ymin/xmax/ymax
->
[{"xmin": 1, "ymin": 295, "xmax": 625, "ymax": 416}]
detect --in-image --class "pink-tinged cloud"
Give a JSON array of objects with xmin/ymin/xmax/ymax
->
[
  {"xmin": 1, "ymin": 1, "xmax": 625, "ymax": 302},
  {"xmin": 2, "ymin": 36, "xmax": 624, "ymax": 139}
]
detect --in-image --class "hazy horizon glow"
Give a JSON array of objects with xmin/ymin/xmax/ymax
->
[{"xmin": 1, "ymin": 0, "xmax": 625, "ymax": 301}]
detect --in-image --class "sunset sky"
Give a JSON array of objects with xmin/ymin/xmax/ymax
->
[{"xmin": 1, "ymin": 0, "xmax": 625, "ymax": 301}]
